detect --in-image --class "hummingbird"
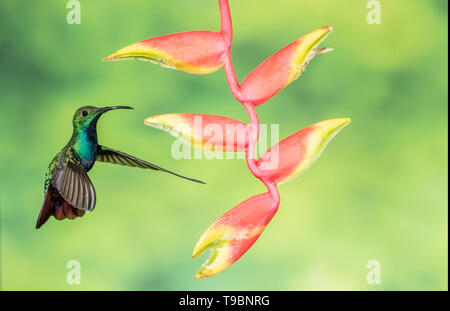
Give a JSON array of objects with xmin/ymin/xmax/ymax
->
[{"xmin": 36, "ymin": 106, "xmax": 204, "ymax": 229}]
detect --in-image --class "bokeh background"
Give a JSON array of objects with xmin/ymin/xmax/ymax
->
[{"xmin": 0, "ymin": 0, "xmax": 447, "ymax": 290}]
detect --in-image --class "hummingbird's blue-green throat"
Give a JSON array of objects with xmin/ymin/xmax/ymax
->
[
  {"xmin": 71, "ymin": 106, "xmax": 132, "ymax": 170},
  {"xmin": 36, "ymin": 105, "xmax": 204, "ymax": 229}
]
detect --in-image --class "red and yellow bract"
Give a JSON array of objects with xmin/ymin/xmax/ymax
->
[
  {"xmin": 241, "ymin": 26, "xmax": 334, "ymax": 106},
  {"xmin": 104, "ymin": 31, "xmax": 228, "ymax": 74},
  {"xmin": 257, "ymin": 118, "xmax": 351, "ymax": 185},
  {"xmin": 192, "ymin": 193, "xmax": 278, "ymax": 278}
]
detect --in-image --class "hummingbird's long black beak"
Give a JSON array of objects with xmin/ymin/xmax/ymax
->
[{"xmin": 97, "ymin": 106, "xmax": 134, "ymax": 115}]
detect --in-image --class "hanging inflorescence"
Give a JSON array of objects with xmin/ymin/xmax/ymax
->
[{"xmin": 104, "ymin": 0, "xmax": 350, "ymax": 278}]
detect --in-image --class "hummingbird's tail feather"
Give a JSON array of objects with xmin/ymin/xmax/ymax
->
[
  {"xmin": 36, "ymin": 186, "xmax": 86, "ymax": 229},
  {"xmin": 36, "ymin": 188, "xmax": 53, "ymax": 229},
  {"xmin": 97, "ymin": 145, "xmax": 206, "ymax": 184}
]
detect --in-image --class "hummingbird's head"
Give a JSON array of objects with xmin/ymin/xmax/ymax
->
[{"xmin": 72, "ymin": 106, "xmax": 134, "ymax": 129}]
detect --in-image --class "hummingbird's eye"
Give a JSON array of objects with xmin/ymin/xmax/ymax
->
[{"xmin": 82, "ymin": 110, "xmax": 88, "ymax": 117}]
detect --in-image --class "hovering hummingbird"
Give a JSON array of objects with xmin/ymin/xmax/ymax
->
[{"xmin": 36, "ymin": 106, "xmax": 204, "ymax": 229}]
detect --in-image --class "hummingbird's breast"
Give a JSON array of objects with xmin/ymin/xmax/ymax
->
[{"xmin": 73, "ymin": 131, "xmax": 98, "ymax": 171}]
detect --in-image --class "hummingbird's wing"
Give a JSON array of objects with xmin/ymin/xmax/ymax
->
[
  {"xmin": 51, "ymin": 161, "xmax": 97, "ymax": 211},
  {"xmin": 97, "ymin": 145, "xmax": 205, "ymax": 184}
]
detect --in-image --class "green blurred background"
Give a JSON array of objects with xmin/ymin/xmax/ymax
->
[{"xmin": 0, "ymin": 0, "xmax": 447, "ymax": 290}]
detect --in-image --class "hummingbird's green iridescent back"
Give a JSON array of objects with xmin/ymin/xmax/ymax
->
[{"xmin": 44, "ymin": 151, "xmax": 61, "ymax": 193}]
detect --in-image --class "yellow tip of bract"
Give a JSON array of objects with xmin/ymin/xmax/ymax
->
[
  {"xmin": 192, "ymin": 225, "xmax": 233, "ymax": 258},
  {"xmin": 102, "ymin": 42, "xmax": 161, "ymax": 62},
  {"xmin": 324, "ymin": 25, "xmax": 334, "ymax": 32},
  {"xmin": 320, "ymin": 117, "xmax": 351, "ymax": 130},
  {"xmin": 143, "ymin": 114, "xmax": 182, "ymax": 131},
  {"xmin": 193, "ymin": 244, "xmax": 232, "ymax": 279},
  {"xmin": 288, "ymin": 25, "xmax": 334, "ymax": 83},
  {"xmin": 312, "ymin": 118, "xmax": 351, "ymax": 143},
  {"xmin": 192, "ymin": 225, "xmax": 235, "ymax": 279},
  {"xmin": 144, "ymin": 113, "xmax": 201, "ymax": 147}
]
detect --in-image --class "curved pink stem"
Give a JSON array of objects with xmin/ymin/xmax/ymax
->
[
  {"xmin": 219, "ymin": 0, "xmax": 280, "ymax": 206},
  {"xmin": 219, "ymin": 0, "xmax": 233, "ymax": 44},
  {"xmin": 242, "ymin": 102, "xmax": 266, "ymax": 178},
  {"xmin": 219, "ymin": 0, "xmax": 244, "ymax": 101}
]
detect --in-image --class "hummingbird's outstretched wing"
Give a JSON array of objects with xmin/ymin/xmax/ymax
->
[
  {"xmin": 97, "ymin": 145, "xmax": 205, "ymax": 184},
  {"xmin": 52, "ymin": 161, "xmax": 97, "ymax": 211}
]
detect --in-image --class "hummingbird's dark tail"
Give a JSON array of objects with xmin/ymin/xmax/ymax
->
[{"xmin": 36, "ymin": 186, "xmax": 86, "ymax": 229}]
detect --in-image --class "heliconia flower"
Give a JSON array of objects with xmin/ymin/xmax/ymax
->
[
  {"xmin": 103, "ymin": 31, "xmax": 228, "ymax": 74},
  {"xmin": 257, "ymin": 118, "xmax": 350, "ymax": 185},
  {"xmin": 240, "ymin": 26, "xmax": 334, "ymax": 106},
  {"xmin": 192, "ymin": 192, "xmax": 278, "ymax": 278},
  {"xmin": 143, "ymin": 113, "xmax": 249, "ymax": 152}
]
